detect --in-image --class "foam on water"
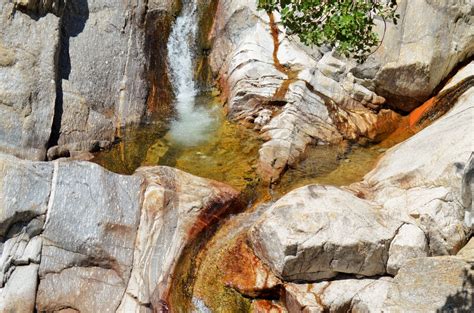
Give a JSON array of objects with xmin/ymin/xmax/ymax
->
[{"xmin": 166, "ymin": 0, "xmax": 215, "ymax": 146}]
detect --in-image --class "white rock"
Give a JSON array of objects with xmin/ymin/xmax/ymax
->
[
  {"xmin": 387, "ymin": 224, "xmax": 428, "ymax": 275},
  {"xmin": 250, "ymin": 185, "xmax": 402, "ymax": 281}
]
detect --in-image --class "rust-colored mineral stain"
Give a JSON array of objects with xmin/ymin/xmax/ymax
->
[
  {"xmin": 222, "ymin": 236, "xmax": 258, "ymax": 291},
  {"xmin": 251, "ymin": 300, "xmax": 286, "ymax": 313},
  {"xmin": 268, "ymin": 12, "xmax": 300, "ymax": 101},
  {"xmin": 268, "ymin": 12, "xmax": 286, "ymax": 74},
  {"xmin": 409, "ymin": 96, "xmax": 436, "ymax": 127}
]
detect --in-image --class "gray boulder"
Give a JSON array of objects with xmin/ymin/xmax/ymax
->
[
  {"xmin": 36, "ymin": 161, "xmax": 143, "ymax": 313},
  {"xmin": 0, "ymin": 2, "xmax": 59, "ymax": 160},
  {"xmin": 382, "ymin": 257, "xmax": 474, "ymax": 312},
  {"xmin": 362, "ymin": 0, "xmax": 474, "ymax": 111}
]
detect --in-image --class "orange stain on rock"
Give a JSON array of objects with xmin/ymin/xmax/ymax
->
[
  {"xmin": 268, "ymin": 12, "xmax": 299, "ymax": 101},
  {"xmin": 222, "ymin": 235, "xmax": 281, "ymax": 298},
  {"xmin": 409, "ymin": 96, "xmax": 436, "ymax": 127}
]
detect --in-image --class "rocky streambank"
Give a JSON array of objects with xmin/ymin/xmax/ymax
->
[{"xmin": 0, "ymin": 0, "xmax": 473, "ymax": 312}]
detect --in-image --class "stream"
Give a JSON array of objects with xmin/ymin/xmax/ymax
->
[{"xmin": 91, "ymin": 1, "xmax": 397, "ymax": 311}]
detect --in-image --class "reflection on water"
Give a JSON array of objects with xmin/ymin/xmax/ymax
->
[{"xmin": 273, "ymin": 144, "xmax": 384, "ymax": 197}]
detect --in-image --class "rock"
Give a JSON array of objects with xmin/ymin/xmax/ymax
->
[
  {"xmin": 386, "ymin": 224, "xmax": 428, "ymax": 275},
  {"xmin": 0, "ymin": 153, "xmax": 53, "ymax": 312},
  {"xmin": 362, "ymin": 0, "xmax": 474, "ymax": 111},
  {"xmin": 209, "ymin": 0, "xmax": 400, "ymax": 183},
  {"xmin": 251, "ymin": 300, "xmax": 287, "ymax": 313},
  {"xmin": 36, "ymin": 161, "xmax": 143, "ymax": 313},
  {"xmin": 0, "ymin": 0, "xmax": 182, "ymax": 161},
  {"xmin": 0, "ymin": 152, "xmax": 240, "ymax": 312},
  {"xmin": 250, "ymin": 62, "xmax": 473, "ymax": 281},
  {"xmin": 0, "ymin": 154, "xmax": 53, "ymax": 236},
  {"xmin": 382, "ymin": 257, "xmax": 474, "ymax": 312},
  {"xmin": 0, "ymin": 264, "xmax": 40, "ymax": 313},
  {"xmin": 285, "ymin": 277, "xmax": 393, "ymax": 313},
  {"xmin": 457, "ymin": 238, "xmax": 474, "ymax": 260},
  {"xmin": 223, "ymin": 236, "xmax": 281, "ymax": 298},
  {"xmin": 116, "ymin": 166, "xmax": 239, "ymax": 312},
  {"xmin": 250, "ymin": 185, "xmax": 403, "ymax": 281},
  {"xmin": 0, "ymin": 2, "xmax": 59, "ymax": 160},
  {"xmin": 361, "ymin": 63, "xmax": 474, "ymax": 255},
  {"xmin": 47, "ymin": 0, "xmax": 150, "ymax": 159},
  {"xmin": 13, "ymin": 0, "xmax": 64, "ymax": 16}
]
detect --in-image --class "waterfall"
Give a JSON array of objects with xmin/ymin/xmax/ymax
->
[{"xmin": 166, "ymin": 0, "xmax": 215, "ymax": 146}]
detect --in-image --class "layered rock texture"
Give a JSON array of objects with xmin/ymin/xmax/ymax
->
[
  {"xmin": 0, "ymin": 0, "xmax": 180, "ymax": 161},
  {"xmin": 208, "ymin": 0, "xmax": 473, "ymax": 183},
  {"xmin": 249, "ymin": 62, "xmax": 474, "ymax": 311},
  {"xmin": 0, "ymin": 153, "xmax": 239, "ymax": 312}
]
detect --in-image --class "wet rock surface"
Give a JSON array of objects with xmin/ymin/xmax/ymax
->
[
  {"xmin": 208, "ymin": 0, "xmax": 402, "ymax": 183},
  {"xmin": 118, "ymin": 166, "xmax": 239, "ymax": 312}
]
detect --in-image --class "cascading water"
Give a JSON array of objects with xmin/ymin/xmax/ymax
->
[{"xmin": 167, "ymin": 0, "xmax": 216, "ymax": 146}]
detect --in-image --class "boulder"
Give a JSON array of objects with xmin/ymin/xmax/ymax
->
[
  {"xmin": 0, "ymin": 151, "xmax": 240, "ymax": 312},
  {"xmin": 362, "ymin": 63, "xmax": 474, "ymax": 255},
  {"xmin": 360, "ymin": 0, "xmax": 474, "ymax": 111},
  {"xmin": 382, "ymin": 257, "xmax": 474, "ymax": 312},
  {"xmin": 250, "ymin": 185, "xmax": 403, "ymax": 281},
  {"xmin": 0, "ymin": 154, "xmax": 52, "ymax": 313},
  {"xmin": 209, "ymin": 0, "xmax": 399, "ymax": 183},
  {"xmin": 117, "ymin": 166, "xmax": 239, "ymax": 312},
  {"xmin": 47, "ymin": 0, "xmax": 150, "ymax": 159},
  {"xmin": 0, "ymin": 0, "xmax": 182, "ymax": 161},
  {"xmin": 36, "ymin": 161, "xmax": 143, "ymax": 313},
  {"xmin": 386, "ymin": 224, "xmax": 428, "ymax": 275},
  {"xmin": 0, "ymin": 2, "xmax": 59, "ymax": 160}
]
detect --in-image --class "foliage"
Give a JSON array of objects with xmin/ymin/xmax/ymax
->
[{"xmin": 258, "ymin": 0, "xmax": 399, "ymax": 62}]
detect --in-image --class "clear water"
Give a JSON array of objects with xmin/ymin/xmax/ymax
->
[{"xmin": 166, "ymin": 0, "xmax": 216, "ymax": 146}]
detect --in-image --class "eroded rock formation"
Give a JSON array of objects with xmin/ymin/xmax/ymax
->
[
  {"xmin": 0, "ymin": 153, "xmax": 239, "ymax": 312},
  {"xmin": 0, "ymin": 0, "xmax": 181, "ymax": 161},
  {"xmin": 208, "ymin": 0, "xmax": 473, "ymax": 183},
  {"xmin": 247, "ymin": 62, "xmax": 474, "ymax": 311}
]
